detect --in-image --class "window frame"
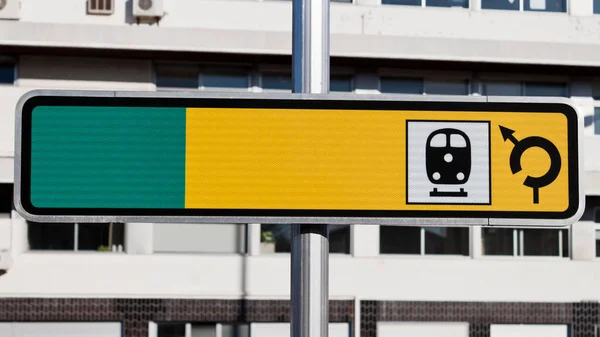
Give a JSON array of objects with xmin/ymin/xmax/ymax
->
[
  {"xmin": 381, "ymin": 0, "xmax": 469, "ymax": 8},
  {"xmin": 27, "ymin": 221, "xmax": 125, "ymax": 253},
  {"xmin": 478, "ymin": 73, "xmax": 570, "ymax": 97},
  {"xmin": 0, "ymin": 56, "xmax": 17, "ymax": 86},
  {"xmin": 377, "ymin": 69, "xmax": 472, "ymax": 96},
  {"xmin": 259, "ymin": 223, "xmax": 352, "ymax": 255},
  {"xmin": 198, "ymin": 66, "xmax": 253, "ymax": 93},
  {"xmin": 481, "ymin": 226, "xmax": 570, "ymax": 259},
  {"xmin": 379, "ymin": 226, "xmax": 472, "ymax": 257},
  {"xmin": 480, "ymin": 0, "xmax": 569, "ymax": 13}
]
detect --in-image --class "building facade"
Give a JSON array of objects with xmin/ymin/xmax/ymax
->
[{"xmin": 1, "ymin": 0, "xmax": 600, "ymax": 336}]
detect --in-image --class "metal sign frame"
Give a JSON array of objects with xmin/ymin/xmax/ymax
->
[{"xmin": 14, "ymin": 89, "xmax": 585, "ymax": 226}]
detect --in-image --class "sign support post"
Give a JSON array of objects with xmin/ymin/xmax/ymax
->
[{"xmin": 291, "ymin": 0, "xmax": 330, "ymax": 335}]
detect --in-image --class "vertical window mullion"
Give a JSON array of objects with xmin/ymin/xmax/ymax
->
[
  {"xmin": 519, "ymin": 229, "xmax": 525, "ymax": 256},
  {"xmin": 74, "ymin": 223, "xmax": 79, "ymax": 252},
  {"xmin": 420, "ymin": 227, "xmax": 426, "ymax": 255},
  {"xmin": 513, "ymin": 229, "xmax": 518, "ymax": 256},
  {"xmin": 558, "ymin": 229, "xmax": 564, "ymax": 258}
]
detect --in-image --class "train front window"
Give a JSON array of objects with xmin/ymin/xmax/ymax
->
[
  {"xmin": 450, "ymin": 134, "xmax": 467, "ymax": 147},
  {"xmin": 430, "ymin": 134, "xmax": 446, "ymax": 147}
]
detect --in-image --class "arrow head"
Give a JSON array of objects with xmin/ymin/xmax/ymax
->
[{"xmin": 499, "ymin": 125, "xmax": 516, "ymax": 142}]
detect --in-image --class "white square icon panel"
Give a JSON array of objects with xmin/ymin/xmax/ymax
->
[{"xmin": 406, "ymin": 120, "xmax": 491, "ymax": 205}]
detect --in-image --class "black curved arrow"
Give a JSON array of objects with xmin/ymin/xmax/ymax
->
[{"xmin": 499, "ymin": 125, "xmax": 561, "ymax": 204}]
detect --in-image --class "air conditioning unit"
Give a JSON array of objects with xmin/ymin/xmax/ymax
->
[
  {"xmin": 0, "ymin": 251, "xmax": 13, "ymax": 270},
  {"xmin": 133, "ymin": 0, "xmax": 164, "ymax": 18},
  {"xmin": 0, "ymin": 0, "xmax": 21, "ymax": 20}
]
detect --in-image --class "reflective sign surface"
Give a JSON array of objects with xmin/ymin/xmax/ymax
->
[{"xmin": 14, "ymin": 91, "xmax": 584, "ymax": 226}]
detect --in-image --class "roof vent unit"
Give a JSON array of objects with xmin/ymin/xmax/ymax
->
[
  {"xmin": 88, "ymin": 0, "xmax": 114, "ymax": 15},
  {"xmin": 133, "ymin": 0, "xmax": 164, "ymax": 18},
  {"xmin": 0, "ymin": 0, "xmax": 21, "ymax": 20}
]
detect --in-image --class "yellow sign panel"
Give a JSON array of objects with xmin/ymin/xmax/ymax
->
[{"xmin": 186, "ymin": 108, "xmax": 571, "ymax": 214}]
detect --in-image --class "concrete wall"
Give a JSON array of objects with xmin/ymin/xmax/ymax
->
[
  {"xmin": 1, "ymin": 0, "xmax": 600, "ymax": 66},
  {"xmin": 0, "ymin": 244, "xmax": 599, "ymax": 302},
  {"xmin": 16, "ymin": 55, "xmax": 154, "ymax": 90}
]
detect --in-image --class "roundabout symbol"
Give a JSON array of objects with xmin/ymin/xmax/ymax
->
[{"xmin": 499, "ymin": 125, "xmax": 561, "ymax": 204}]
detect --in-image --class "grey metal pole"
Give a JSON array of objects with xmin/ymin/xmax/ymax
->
[{"xmin": 291, "ymin": 0, "xmax": 330, "ymax": 335}]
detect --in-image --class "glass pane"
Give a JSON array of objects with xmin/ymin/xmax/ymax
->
[
  {"xmin": 329, "ymin": 225, "xmax": 351, "ymax": 254},
  {"xmin": 155, "ymin": 64, "xmax": 199, "ymax": 89},
  {"xmin": 595, "ymin": 0, "xmax": 600, "ymax": 13},
  {"xmin": 482, "ymin": 228, "xmax": 514, "ymax": 255},
  {"xmin": 525, "ymin": 0, "xmax": 566, "ymax": 12},
  {"xmin": 561, "ymin": 229, "xmax": 569, "ymax": 258},
  {"xmin": 483, "ymin": 81, "xmax": 521, "ymax": 96},
  {"xmin": 203, "ymin": 69, "xmax": 249, "ymax": 89},
  {"xmin": 380, "ymin": 77, "xmax": 423, "ymax": 94},
  {"xmin": 595, "ymin": 107, "xmax": 600, "ymax": 135},
  {"xmin": 78, "ymin": 223, "xmax": 125, "ymax": 251},
  {"xmin": 427, "ymin": 0, "xmax": 468, "ymax": 8},
  {"xmin": 221, "ymin": 324, "xmax": 249, "ymax": 337},
  {"xmin": 424, "ymin": 227, "xmax": 469, "ymax": 255},
  {"xmin": 596, "ymin": 230, "xmax": 600, "ymax": 258},
  {"xmin": 426, "ymin": 80, "xmax": 469, "ymax": 95},
  {"xmin": 580, "ymin": 197, "xmax": 600, "ymax": 221},
  {"xmin": 0, "ymin": 64, "xmax": 15, "ymax": 84},
  {"xmin": 260, "ymin": 224, "xmax": 349, "ymax": 253},
  {"xmin": 191, "ymin": 324, "xmax": 216, "ymax": 337},
  {"xmin": 158, "ymin": 323, "xmax": 186, "ymax": 337},
  {"xmin": 0, "ymin": 183, "xmax": 12, "ymax": 213},
  {"xmin": 524, "ymin": 82, "xmax": 567, "ymax": 97},
  {"xmin": 382, "ymin": 0, "xmax": 421, "ymax": 5},
  {"xmin": 481, "ymin": 0, "xmax": 519, "ymax": 10},
  {"xmin": 154, "ymin": 224, "xmax": 246, "ymax": 254},
  {"xmin": 28, "ymin": 222, "xmax": 74, "ymax": 250},
  {"xmin": 330, "ymin": 75, "xmax": 353, "ymax": 92},
  {"xmin": 380, "ymin": 226, "xmax": 421, "ymax": 254},
  {"xmin": 522, "ymin": 228, "xmax": 560, "ymax": 256},
  {"xmin": 262, "ymin": 73, "xmax": 292, "ymax": 91}
]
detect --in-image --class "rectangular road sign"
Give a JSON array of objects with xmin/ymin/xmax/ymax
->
[{"xmin": 14, "ymin": 90, "xmax": 584, "ymax": 226}]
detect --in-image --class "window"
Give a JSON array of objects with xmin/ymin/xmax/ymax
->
[
  {"xmin": 523, "ymin": 82, "xmax": 567, "ymax": 97},
  {"xmin": 382, "ymin": 0, "xmax": 467, "ymax": 7},
  {"xmin": 153, "ymin": 223, "xmax": 247, "ymax": 254},
  {"xmin": 28, "ymin": 222, "xmax": 125, "ymax": 252},
  {"xmin": 482, "ymin": 0, "xmax": 566, "ymax": 12},
  {"xmin": 0, "ymin": 59, "xmax": 15, "ymax": 85},
  {"xmin": 482, "ymin": 80, "xmax": 568, "ymax": 97},
  {"xmin": 260, "ymin": 224, "xmax": 350, "ymax": 254},
  {"xmin": 155, "ymin": 63, "xmax": 199, "ymax": 90},
  {"xmin": 594, "ymin": 107, "xmax": 600, "ymax": 135},
  {"xmin": 425, "ymin": 79, "xmax": 469, "ymax": 95},
  {"xmin": 490, "ymin": 324, "xmax": 569, "ymax": 337},
  {"xmin": 378, "ymin": 322, "xmax": 469, "ymax": 337},
  {"xmin": 261, "ymin": 73, "xmax": 292, "ymax": 92},
  {"xmin": 380, "ymin": 77, "xmax": 469, "ymax": 95},
  {"xmin": 483, "ymin": 81, "xmax": 522, "ymax": 96},
  {"xmin": 596, "ymin": 230, "xmax": 600, "ymax": 258},
  {"xmin": 482, "ymin": 228, "xmax": 569, "ymax": 257},
  {"xmin": 330, "ymin": 75, "xmax": 354, "ymax": 92},
  {"xmin": 201, "ymin": 68, "xmax": 250, "ymax": 91},
  {"xmin": 380, "ymin": 226, "xmax": 470, "ymax": 256},
  {"xmin": 595, "ymin": 0, "xmax": 600, "ymax": 14},
  {"xmin": 380, "ymin": 77, "xmax": 423, "ymax": 94},
  {"xmin": 0, "ymin": 184, "xmax": 13, "ymax": 214},
  {"xmin": 156, "ymin": 323, "xmax": 249, "ymax": 337}
]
